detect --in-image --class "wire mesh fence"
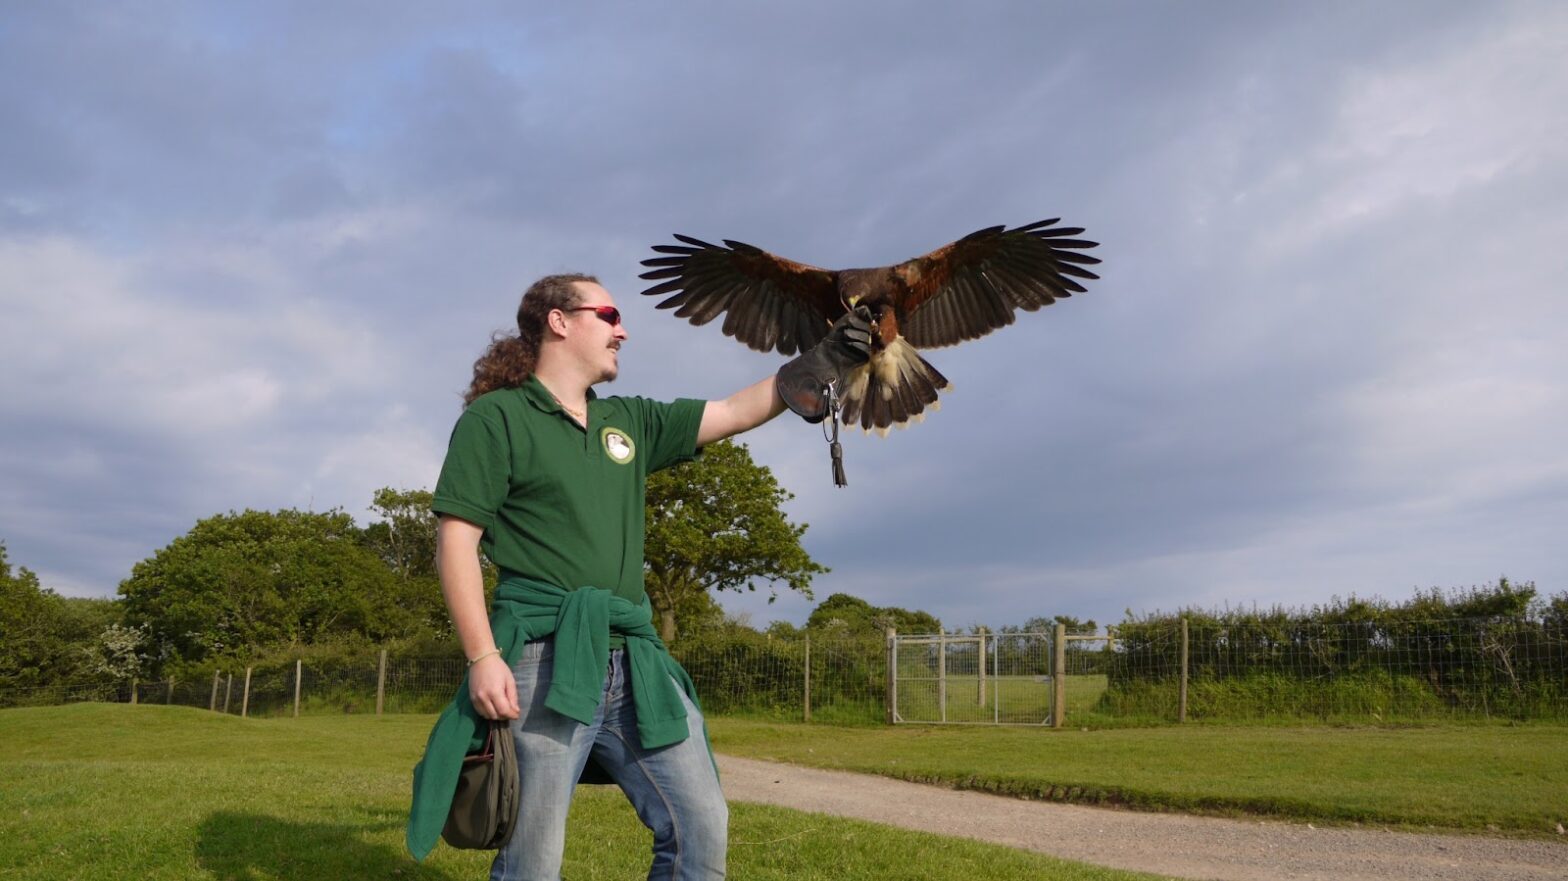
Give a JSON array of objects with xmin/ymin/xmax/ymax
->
[
  {"xmin": 892, "ymin": 632, "xmax": 1054, "ymax": 724},
  {"xmin": 4, "ymin": 616, "xmax": 1566, "ymax": 725},
  {"xmin": 0, "ymin": 680, "xmax": 134, "ymax": 707},
  {"xmin": 673, "ymin": 633, "xmax": 887, "ymax": 724},
  {"xmin": 1103, "ymin": 616, "xmax": 1568, "ymax": 724},
  {"xmin": 1061, "ymin": 635, "xmax": 1114, "ymax": 722}
]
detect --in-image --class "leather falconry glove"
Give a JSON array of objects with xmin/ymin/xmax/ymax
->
[{"xmin": 777, "ymin": 306, "xmax": 874, "ymax": 423}]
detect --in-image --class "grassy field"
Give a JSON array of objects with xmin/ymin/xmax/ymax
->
[
  {"xmin": 0, "ymin": 704, "xmax": 1169, "ymax": 881},
  {"xmin": 893, "ymin": 674, "xmax": 1109, "ymax": 724},
  {"xmin": 709, "ymin": 717, "xmax": 1568, "ymax": 836}
]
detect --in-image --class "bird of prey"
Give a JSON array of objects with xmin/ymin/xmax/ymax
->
[{"xmin": 639, "ymin": 219, "xmax": 1100, "ymax": 433}]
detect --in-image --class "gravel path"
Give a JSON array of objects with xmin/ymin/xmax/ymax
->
[{"xmin": 717, "ymin": 755, "xmax": 1568, "ymax": 881}]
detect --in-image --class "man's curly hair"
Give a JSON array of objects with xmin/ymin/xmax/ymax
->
[{"xmin": 463, "ymin": 273, "xmax": 598, "ymax": 406}]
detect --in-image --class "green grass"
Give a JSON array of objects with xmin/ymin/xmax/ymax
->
[
  {"xmin": 0, "ymin": 704, "xmax": 1168, "ymax": 881},
  {"xmin": 893, "ymin": 674, "xmax": 1110, "ymax": 724},
  {"xmin": 708, "ymin": 717, "xmax": 1568, "ymax": 836}
]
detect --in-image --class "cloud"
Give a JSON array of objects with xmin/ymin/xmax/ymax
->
[
  {"xmin": 0, "ymin": 234, "xmax": 445, "ymax": 592},
  {"xmin": 2, "ymin": 1, "xmax": 1565, "ymax": 626},
  {"xmin": 707, "ymin": 1, "xmax": 1568, "ymax": 626},
  {"xmin": 0, "ymin": 237, "xmax": 383, "ymax": 429}
]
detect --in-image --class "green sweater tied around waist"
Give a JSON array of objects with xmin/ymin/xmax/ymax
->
[{"xmin": 405, "ymin": 576, "xmax": 710, "ymax": 862}]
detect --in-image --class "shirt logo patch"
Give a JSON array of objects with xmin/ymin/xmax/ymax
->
[{"xmin": 601, "ymin": 427, "xmax": 635, "ymax": 464}]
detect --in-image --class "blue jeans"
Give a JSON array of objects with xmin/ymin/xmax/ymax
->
[{"xmin": 490, "ymin": 640, "xmax": 727, "ymax": 881}]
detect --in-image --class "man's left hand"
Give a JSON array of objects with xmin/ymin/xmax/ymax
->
[{"xmin": 776, "ymin": 306, "xmax": 874, "ymax": 423}]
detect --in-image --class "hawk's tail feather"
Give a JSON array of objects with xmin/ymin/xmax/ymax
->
[{"xmin": 840, "ymin": 337, "xmax": 950, "ymax": 436}]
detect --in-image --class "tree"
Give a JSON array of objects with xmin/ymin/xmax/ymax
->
[
  {"xmin": 361, "ymin": 487, "xmax": 453, "ymax": 638},
  {"xmin": 806, "ymin": 592, "xmax": 942, "ymax": 635},
  {"xmin": 1004, "ymin": 615, "xmax": 1097, "ymax": 635},
  {"xmin": 89, "ymin": 623, "xmax": 148, "ymax": 683},
  {"xmin": 119, "ymin": 509, "xmax": 420, "ymax": 667},
  {"xmin": 661, "ymin": 589, "xmax": 728, "ymax": 641},
  {"xmin": 362, "ymin": 487, "xmax": 438, "ymax": 581},
  {"xmin": 0, "ymin": 542, "xmax": 102, "ymax": 691},
  {"xmin": 806, "ymin": 593, "xmax": 875, "ymax": 632},
  {"xmin": 764, "ymin": 619, "xmax": 803, "ymax": 639},
  {"xmin": 643, "ymin": 440, "xmax": 825, "ymax": 642},
  {"xmin": 2, "ymin": 541, "xmax": 57, "ymax": 688}
]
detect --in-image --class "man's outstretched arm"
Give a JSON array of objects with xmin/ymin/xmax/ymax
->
[
  {"xmin": 695, "ymin": 307, "xmax": 873, "ymax": 446},
  {"xmin": 697, "ymin": 375, "xmax": 787, "ymax": 446}
]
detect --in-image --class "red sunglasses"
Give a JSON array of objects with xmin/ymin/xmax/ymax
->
[{"xmin": 565, "ymin": 305, "xmax": 622, "ymax": 327}]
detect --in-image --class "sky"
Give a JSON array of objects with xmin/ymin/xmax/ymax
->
[{"xmin": 2, "ymin": 1, "xmax": 1565, "ymax": 632}]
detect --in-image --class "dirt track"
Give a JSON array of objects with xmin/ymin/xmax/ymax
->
[{"xmin": 716, "ymin": 755, "xmax": 1568, "ymax": 881}]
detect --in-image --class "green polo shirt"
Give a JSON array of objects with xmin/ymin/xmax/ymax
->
[{"xmin": 431, "ymin": 376, "xmax": 705, "ymax": 609}]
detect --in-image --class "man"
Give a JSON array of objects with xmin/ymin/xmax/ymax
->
[{"xmin": 406, "ymin": 273, "xmax": 869, "ymax": 880}]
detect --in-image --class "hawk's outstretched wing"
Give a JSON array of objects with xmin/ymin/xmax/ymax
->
[
  {"xmin": 639, "ymin": 236, "xmax": 844, "ymax": 356},
  {"xmin": 893, "ymin": 219, "xmax": 1100, "ymax": 349}
]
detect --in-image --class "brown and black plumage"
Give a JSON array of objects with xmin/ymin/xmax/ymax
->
[{"xmin": 640, "ymin": 219, "xmax": 1100, "ymax": 433}]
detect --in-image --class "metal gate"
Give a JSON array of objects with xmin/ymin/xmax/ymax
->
[{"xmin": 890, "ymin": 631, "xmax": 1055, "ymax": 725}]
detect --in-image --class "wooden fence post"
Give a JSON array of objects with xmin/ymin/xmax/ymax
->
[
  {"xmin": 802, "ymin": 632, "xmax": 812, "ymax": 723},
  {"xmin": 130, "ymin": 678, "xmax": 138, "ymax": 705},
  {"xmin": 222, "ymin": 673, "xmax": 233, "ymax": 714},
  {"xmin": 884, "ymin": 626, "xmax": 897, "ymax": 725},
  {"xmin": 1179, "ymin": 617, "xmax": 1190, "ymax": 723},
  {"xmin": 978, "ymin": 627, "xmax": 988, "ymax": 708},
  {"xmin": 376, "ymin": 648, "xmax": 389, "ymax": 716},
  {"xmin": 938, "ymin": 629, "xmax": 948, "ymax": 723},
  {"xmin": 209, "ymin": 671, "xmax": 221, "ymax": 711},
  {"xmin": 993, "ymin": 631, "xmax": 1001, "ymax": 724},
  {"xmin": 1052, "ymin": 623, "xmax": 1067, "ymax": 728},
  {"xmin": 241, "ymin": 667, "xmax": 253, "ymax": 718},
  {"xmin": 293, "ymin": 659, "xmax": 302, "ymax": 718}
]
